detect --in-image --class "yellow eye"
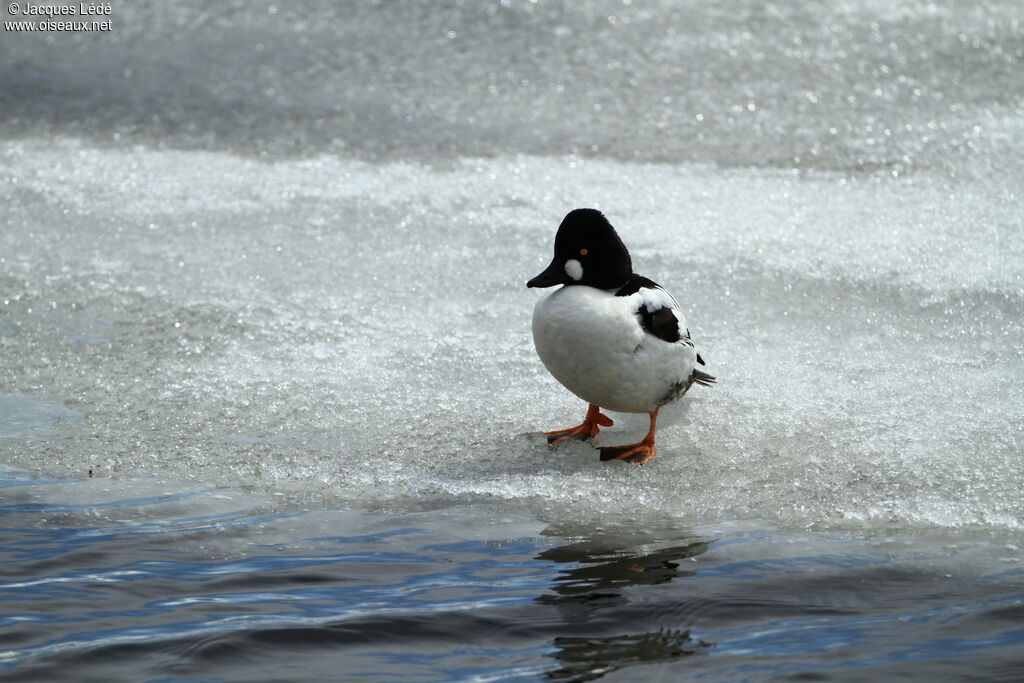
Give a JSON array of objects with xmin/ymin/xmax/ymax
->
[{"xmin": 579, "ymin": 248, "xmax": 589, "ymax": 256}]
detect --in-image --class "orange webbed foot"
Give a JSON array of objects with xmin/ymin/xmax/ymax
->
[
  {"xmin": 597, "ymin": 408, "xmax": 660, "ymax": 466},
  {"xmin": 545, "ymin": 404, "xmax": 613, "ymax": 447},
  {"xmin": 598, "ymin": 440, "xmax": 656, "ymax": 465}
]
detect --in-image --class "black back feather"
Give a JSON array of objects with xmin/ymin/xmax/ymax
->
[{"xmin": 638, "ymin": 305, "xmax": 682, "ymax": 344}]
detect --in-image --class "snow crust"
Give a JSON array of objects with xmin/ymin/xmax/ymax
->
[{"xmin": 1, "ymin": 0, "xmax": 1021, "ymax": 533}]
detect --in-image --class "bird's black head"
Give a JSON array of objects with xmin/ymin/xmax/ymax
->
[{"xmin": 526, "ymin": 209, "xmax": 633, "ymax": 290}]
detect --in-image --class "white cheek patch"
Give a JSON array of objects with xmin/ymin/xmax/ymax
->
[{"xmin": 564, "ymin": 259, "xmax": 583, "ymax": 281}]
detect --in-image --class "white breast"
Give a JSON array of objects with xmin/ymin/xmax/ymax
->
[{"xmin": 532, "ymin": 286, "xmax": 697, "ymax": 414}]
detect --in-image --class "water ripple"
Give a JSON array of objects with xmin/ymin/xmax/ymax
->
[{"xmin": 2, "ymin": 476, "xmax": 1023, "ymax": 680}]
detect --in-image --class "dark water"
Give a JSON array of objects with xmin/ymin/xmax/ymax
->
[{"xmin": 3, "ymin": 471, "xmax": 1023, "ymax": 682}]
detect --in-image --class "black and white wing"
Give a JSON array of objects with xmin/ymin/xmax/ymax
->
[
  {"xmin": 616, "ymin": 274, "xmax": 715, "ymax": 384},
  {"xmin": 615, "ymin": 274, "xmax": 687, "ymax": 345}
]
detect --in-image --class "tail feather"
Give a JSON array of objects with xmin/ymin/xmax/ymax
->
[{"xmin": 691, "ymin": 368, "xmax": 716, "ymax": 387}]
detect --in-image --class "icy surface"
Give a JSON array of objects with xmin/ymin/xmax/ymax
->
[
  {"xmin": 1, "ymin": 0, "xmax": 1022, "ymax": 533},
  {"xmin": 0, "ymin": 396, "xmax": 83, "ymax": 440}
]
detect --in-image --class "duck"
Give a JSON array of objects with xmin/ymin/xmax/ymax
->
[{"xmin": 526, "ymin": 208, "xmax": 715, "ymax": 465}]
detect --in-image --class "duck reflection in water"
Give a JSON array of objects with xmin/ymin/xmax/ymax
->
[{"xmin": 535, "ymin": 522, "xmax": 713, "ymax": 681}]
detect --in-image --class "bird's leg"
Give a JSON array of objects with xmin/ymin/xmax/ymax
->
[
  {"xmin": 599, "ymin": 408, "xmax": 659, "ymax": 465},
  {"xmin": 545, "ymin": 403, "xmax": 614, "ymax": 447}
]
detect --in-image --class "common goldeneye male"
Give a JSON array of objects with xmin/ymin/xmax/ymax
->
[{"xmin": 527, "ymin": 208, "xmax": 715, "ymax": 465}]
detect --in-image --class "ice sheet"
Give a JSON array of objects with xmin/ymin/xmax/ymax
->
[{"xmin": 1, "ymin": 0, "xmax": 1021, "ymax": 533}]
